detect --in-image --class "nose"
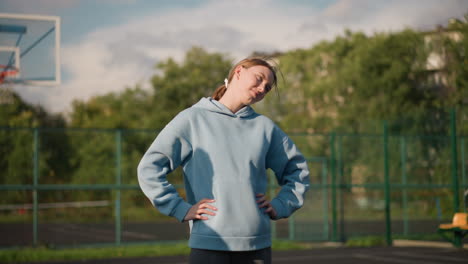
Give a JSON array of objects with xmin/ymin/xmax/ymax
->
[{"xmin": 257, "ymin": 83, "xmax": 266, "ymax": 94}]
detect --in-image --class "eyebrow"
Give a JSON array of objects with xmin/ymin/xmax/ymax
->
[{"xmin": 258, "ymin": 71, "xmax": 273, "ymax": 89}]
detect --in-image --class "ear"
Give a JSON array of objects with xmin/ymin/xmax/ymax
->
[{"xmin": 235, "ymin": 65, "xmax": 243, "ymax": 79}]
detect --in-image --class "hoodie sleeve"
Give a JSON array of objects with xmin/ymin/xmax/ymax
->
[
  {"xmin": 137, "ymin": 112, "xmax": 193, "ymax": 222},
  {"xmin": 266, "ymin": 128, "xmax": 310, "ymax": 220}
]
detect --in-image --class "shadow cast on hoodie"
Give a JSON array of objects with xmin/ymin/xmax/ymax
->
[{"xmin": 183, "ymin": 148, "xmax": 229, "ymax": 250}]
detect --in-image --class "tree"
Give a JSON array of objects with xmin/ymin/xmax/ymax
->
[
  {"xmin": 147, "ymin": 46, "xmax": 232, "ymax": 129},
  {"xmin": 0, "ymin": 92, "xmax": 71, "ymax": 204},
  {"xmin": 67, "ymin": 86, "xmax": 152, "ymax": 189},
  {"xmin": 69, "ymin": 86, "xmax": 151, "ymax": 129}
]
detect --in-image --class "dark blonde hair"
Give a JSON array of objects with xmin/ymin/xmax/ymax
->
[{"xmin": 212, "ymin": 57, "xmax": 278, "ymax": 100}]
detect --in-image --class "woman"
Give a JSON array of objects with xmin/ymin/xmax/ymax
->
[{"xmin": 138, "ymin": 57, "xmax": 310, "ymax": 264}]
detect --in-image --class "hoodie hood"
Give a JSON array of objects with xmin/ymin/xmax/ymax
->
[{"xmin": 192, "ymin": 97, "xmax": 257, "ymax": 118}]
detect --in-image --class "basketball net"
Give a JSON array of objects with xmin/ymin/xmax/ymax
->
[{"xmin": 0, "ymin": 65, "xmax": 18, "ymax": 105}]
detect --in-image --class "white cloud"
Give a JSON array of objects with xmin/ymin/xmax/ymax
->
[
  {"xmin": 11, "ymin": 0, "xmax": 468, "ymax": 114},
  {"xmin": 0, "ymin": 0, "xmax": 80, "ymax": 14}
]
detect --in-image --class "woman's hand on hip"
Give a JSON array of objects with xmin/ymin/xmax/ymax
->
[
  {"xmin": 184, "ymin": 199, "xmax": 217, "ymax": 221},
  {"xmin": 256, "ymin": 193, "xmax": 277, "ymax": 220}
]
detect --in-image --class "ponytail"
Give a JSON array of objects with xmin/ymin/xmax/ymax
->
[{"xmin": 212, "ymin": 84, "xmax": 227, "ymax": 100}]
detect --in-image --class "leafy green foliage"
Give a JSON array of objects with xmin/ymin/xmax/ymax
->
[
  {"xmin": 148, "ymin": 46, "xmax": 232, "ymax": 129},
  {"xmin": 69, "ymin": 86, "xmax": 150, "ymax": 129},
  {"xmin": 0, "ymin": 93, "xmax": 70, "ymax": 204}
]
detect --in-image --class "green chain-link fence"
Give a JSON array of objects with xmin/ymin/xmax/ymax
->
[{"xmin": 1, "ymin": 108, "xmax": 466, "ymax": 248}]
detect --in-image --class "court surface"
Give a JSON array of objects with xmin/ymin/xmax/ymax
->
[{"xmin": 23, "ymin": 246, "xmax": 468, "ymax": 264}]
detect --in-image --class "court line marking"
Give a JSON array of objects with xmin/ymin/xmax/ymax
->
[
  {"xmin": 274, "ymin": 254, "xmax": 350, "ymax": 261},
  {"xmin": 41, "ymin": 224, "xmax": 114, "ymax": 241},
  {"xmin": 44, "ymin": 223, "xmax": 157, "ymax": 240},
  {"xmin": 0, "ymin": 200, "xmax": 110, "ymax": 210},
  {"xmin": 121, "ymin": 230, "xmax": 157, "ymax": 239},
  {"xmin": 353, "ymin": 253, "xmax": 443, "ymax": 264},
  {"xmin": 392, "ymin": 251, "xmax": 468, "ymax": 262}
]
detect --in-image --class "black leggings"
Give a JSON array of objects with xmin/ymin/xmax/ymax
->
[{"xmin": 189, "ymin": 247, "xmax": 271, "ymax": 264}]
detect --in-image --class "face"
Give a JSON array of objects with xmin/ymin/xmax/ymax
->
[{"xmin": 234, "ymin": 65, "xmax": 274, "ymax": 105}]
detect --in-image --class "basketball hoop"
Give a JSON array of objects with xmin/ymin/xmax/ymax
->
[
  {"xmin": 0, "ymin": 65, "xmax": 19, "ymax": 84},
  {"xmin": 0, "ymin": 65, "xmax": 18, "ymax": 105}
]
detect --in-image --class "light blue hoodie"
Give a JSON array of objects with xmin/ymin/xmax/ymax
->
[{"xmin": 137, "ymin": 97, "xmax": 309, "ymax": 251}]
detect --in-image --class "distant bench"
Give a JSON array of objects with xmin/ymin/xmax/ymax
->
[{"xmin": 438, "ymin": 212, "xmax": 468, "ymax": 248}]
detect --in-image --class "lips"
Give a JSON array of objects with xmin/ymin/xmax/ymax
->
[{"xmin": 249, "ymin": 90, "xmax": 258, "ymax": 97}]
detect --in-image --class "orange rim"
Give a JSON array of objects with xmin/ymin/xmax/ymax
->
[{"xmin": 0, "ymin": 65, "xmax": 19, "ymax": 84}]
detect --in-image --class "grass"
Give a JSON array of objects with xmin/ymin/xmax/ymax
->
[
  {"xmin": 345, "ymin": 236, "xmax": 387, "ymax": 247},
  {"xmin": 0, "ymin": 240, "xmax": 315, "ymax": 263},
  {"xmin": 393, "ymin": 233, "xmax": 445, "ymax": 241},
  {"xmin": 344, "ymin": 234, "xmax": 454, "ymax": 247}
]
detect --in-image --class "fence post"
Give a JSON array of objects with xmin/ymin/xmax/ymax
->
[
  {"xmin": 383, "ymin": 121, "xmax": 392, "ymax": 246},
  {"xmin": 400, "ymin": 136, "xmax": 408, "ymax": 236},
  {"xmin": 32, "ymin": 127, "xmax": 39, "ymax": 247},
  {"xmin": 330, "ymin": 132, "xmax": 338, "ymax": 242},
  {"xmin": 461, "ymin": 138, "xmax": 466, "ymax": 212},
  {"xmin": 461, "ymin": 138, "xmax": 466, "ymax": 191},
  {"xmin": 288, "ymin": 214, "xmax": 295, "ymax": 240},
  {"xmin": 337, "ymin": 135, "xmax": 345, "ymax": 242},
  {"xmin": 322, "ymin": 159, "xmax": 329, "ymax": 240},
  {"xmin": 115, "ymin": 129, "xmax": 122, "ymax": 245},
  {"xmin": 450, "ymin": 108, "xmax": 459, "ymax": 212}
]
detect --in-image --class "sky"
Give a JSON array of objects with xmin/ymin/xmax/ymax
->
[{"xmin": 1, "ymin": 0, "xmax": 467, "ymax": 115}]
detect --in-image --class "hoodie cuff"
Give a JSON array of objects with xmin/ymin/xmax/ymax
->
[
  {"xmin": 270, "ymin": 198, "xmax": 287, "ymax": 220},
  {"xmin": 172, "ymin": 200, "xmax": 193, "ymax": 222}
]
